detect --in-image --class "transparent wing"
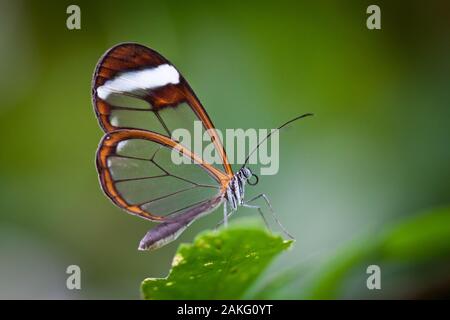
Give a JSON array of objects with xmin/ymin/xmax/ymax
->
[
  {"xmin": 92, "ymin": 43, "xmax": 232, "ymax": 176},
  {"xmin": 138, "ymin": 196, "xmax": 223, "ymax": 250},
  {"xmin": 96, "ymin": 129, "xmax": 227, "ymax": 221}
]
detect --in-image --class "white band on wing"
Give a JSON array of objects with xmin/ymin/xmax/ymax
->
[{"xmin": 97, "ymin": 64, "xmax": 180, "ymax": 100}]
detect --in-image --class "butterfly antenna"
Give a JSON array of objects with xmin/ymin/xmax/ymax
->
[{"xmin": 242, "ymin": 113, "xmax": 314, "ymax": 167}]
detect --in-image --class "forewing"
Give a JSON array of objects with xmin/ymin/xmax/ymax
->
[{"xmin": 92, "ymin": 43, "xmax": 232, "ymax": 176}]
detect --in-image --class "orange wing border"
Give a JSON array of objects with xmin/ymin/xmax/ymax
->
[{"xmin": 96, "ymin": 129, "xmax": 231, "ymax": 221}]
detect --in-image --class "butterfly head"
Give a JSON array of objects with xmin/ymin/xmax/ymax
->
[{"xmin": 239, "ymin": 166, "xmax": 259, "ymax": 186}]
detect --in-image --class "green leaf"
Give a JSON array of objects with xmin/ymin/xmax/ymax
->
[
  {"xmin": 253, "ymin": 206, "xmax": 450, "ymax": 299},
  {"xmin": 141, "ymin": 222, "xmax": 292, "ymax": 300},
  {"xmin": 380, "ymin": 207, "xmax": 450, "ymax": 261},
  {"xmin": 305, "ymin": 207, "xmax": 450, "ymax": 299}
]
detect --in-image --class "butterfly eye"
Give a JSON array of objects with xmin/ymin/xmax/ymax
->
[
  {"xmin": 247, "ymin": 173, "xmax": 259, "ymax": 186},
  {"xmin": 243, "ymin": 167, "xmax": 253, "ymax": 178}
]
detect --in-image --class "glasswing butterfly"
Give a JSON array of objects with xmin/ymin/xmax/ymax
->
[{"xmin": 92, "ymin": 43, "xmax": 312, "ymax": 250}]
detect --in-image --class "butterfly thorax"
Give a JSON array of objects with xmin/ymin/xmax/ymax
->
[{"xmin": 225, "ymin": 167, "xmax": 253, "ymax": 211}]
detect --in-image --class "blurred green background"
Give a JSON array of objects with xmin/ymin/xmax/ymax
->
[{"xmin": 0, "ymin": 0, "xmax": 449, "ymax": 299}]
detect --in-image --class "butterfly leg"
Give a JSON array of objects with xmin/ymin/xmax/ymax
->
[
  {"xmin": 244, "ymin": 194, "xmax": 294, "ymax": 239},
  {"xmin": 214, "ymin": 202, "xmax": 237, "ymax": 230},
  {"xmin": 223, "ymin": 201, "xmax": 228, "ymax": 227},
  {"xmin": 241, "ymin": 203, "xmax": 271, "ymax": 231}
]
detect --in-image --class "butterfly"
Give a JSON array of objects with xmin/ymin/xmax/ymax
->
[{"xmin": 92, "ymin": 43, "xmax": 312, "ymax": 251}]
